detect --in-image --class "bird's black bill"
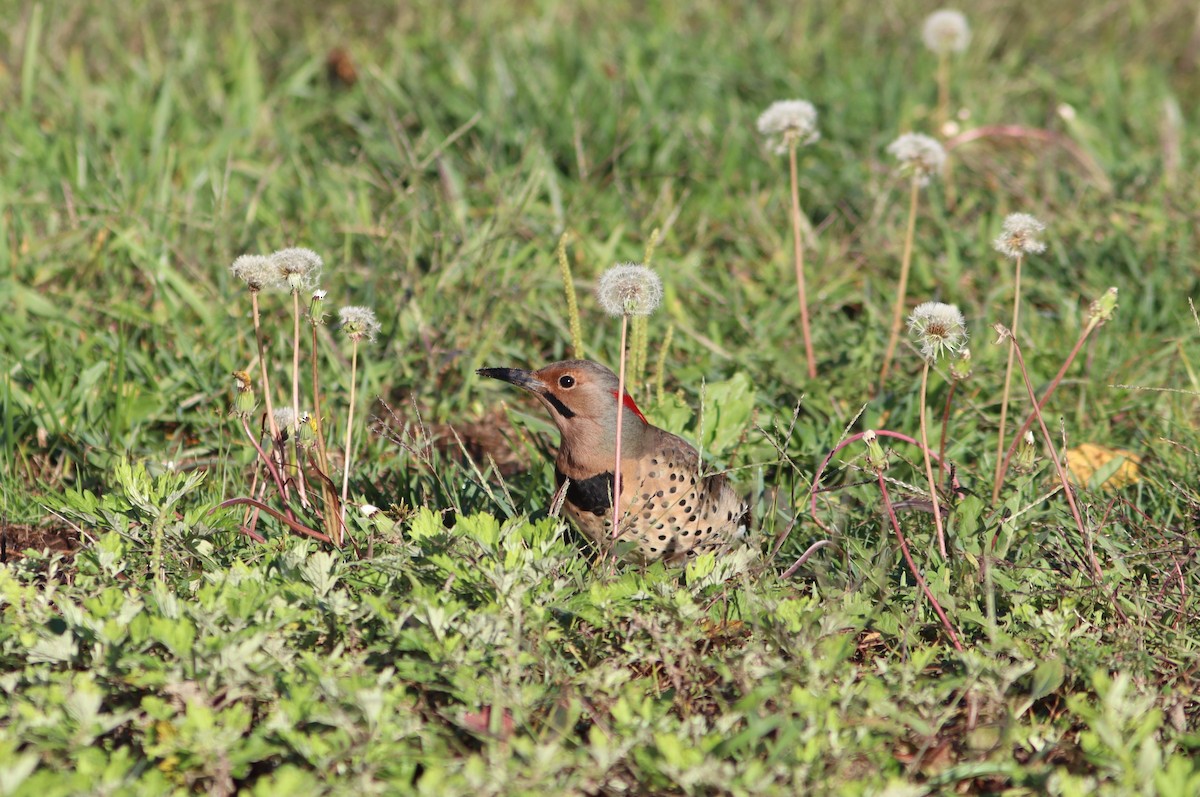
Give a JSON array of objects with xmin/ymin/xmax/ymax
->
[
  {"xmin": 477, "ymin": 366, "xmax": 576, "ymax": 418},
  {"xmin": 477, "ymin": 367, "xmax": 540, "ymax": 391}
]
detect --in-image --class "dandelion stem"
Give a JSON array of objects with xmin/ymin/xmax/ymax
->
[
  {"xmin": 309, "ymin": 319, "xmax": 338, "ymax": 543},
  {"xmin": 992, "ymin": 253, "xmax": 1023, "ymax": 502},
  {"xmin": 338, "ymin": 340, "xmax": 360, "ymax": 543},
  {"xmin": 919, "ymin": 361, "xmax": 948, "ymax": 558},
  {"xmin": 611, "ymin": 314, "xmax": 630, "ymax": 543},
  {"xmin": 789, "ymin": 142, "xmax": 817, "ymax": 379},
  {"xmin": 291, "ymin": 291, "xmax": 310, "ymax": 508},
  {"xmin": 251, "ymin": 292, "xmax": 280, "ymax": 444},
  {"xmin": 880, "ymin": 175, "xmax": 921, "ymax": 387}
]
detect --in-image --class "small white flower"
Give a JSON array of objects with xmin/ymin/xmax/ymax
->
[
  {"xmin": 271, "ymin": 247, "xmax": 323, "ymax": 293},
  {"xmin": 597, "ymin": 263, "xmax": 663, "ymax": 317},
  {"xmin": 230, "ymin": 254, "xmax": 284, "ymax": 292},
  {"xmin": 922, "ymin": 10, "xmax": 971, "ymax": 55},
  {"xmin": 312, "ymin": 289, "xmax": 328, "ymax": 301},
  {"xmin": 949, "ymin": 347, "xmax": 973, "ymax": 381},
  {"xmin": 888, "ymin": 133, "xmax": 946, "ymax": 186},
  {"xmin": 339, "ymin": 306, "xmax": 382, "ymax": 342},
  {"xmin": 756, "ymin": 99, "xmax": 821, "ymax": 155},
  {"xmin": 908, "ymin": 301, "xmax": 968, "ymax": 362},
  {"xmin": 993, "ymin": 213, "xmax": 1047, "ymax": 259}
]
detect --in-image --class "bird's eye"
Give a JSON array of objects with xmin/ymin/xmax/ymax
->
[{"xmin": 558, "ymin": 375, "xmax": 576, "ymax": 389}]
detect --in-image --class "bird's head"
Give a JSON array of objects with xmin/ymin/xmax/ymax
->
[{"xmin": 477, "ymin": 359, "xmax": 649, "ymax": 460}]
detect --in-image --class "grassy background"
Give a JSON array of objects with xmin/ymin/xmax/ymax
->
[{"xmin": 2, "ymin": 0, "xmax": 1199, "ymax": 794}]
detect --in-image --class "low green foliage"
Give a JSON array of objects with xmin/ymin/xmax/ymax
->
[{"xmin": 2, "ymin": 0, "xmax": 1199, "ymax": 793}]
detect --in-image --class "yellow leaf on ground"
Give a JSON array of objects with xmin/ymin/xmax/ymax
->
[{"xmin": 1065, "ymin": 443, "xmax": 1142, "ymax": 490}]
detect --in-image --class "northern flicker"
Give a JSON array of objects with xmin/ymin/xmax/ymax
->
[{"xmin": 478, "ymin": 359, "xmax": 750, "ymax": 563}]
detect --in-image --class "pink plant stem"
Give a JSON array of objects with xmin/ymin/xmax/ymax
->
[
  {"xmin": 611, "ymin": 315, "xmax": 630, "ymax": 542},
  {"xmin": 305, "ymin": 451, "xmax": 349, "ymax": 544},
  {"xmin": 780, "ymin": 540, "xmax": 836, "ymax": 579},
  {"xmin": 217, "ymin": 498, "xmax": 332, "ymax": 544},
  {"xmin": 993, "ymin": 318, "xmax": 1098, "ymax": 501},
  {"xmin": 237, "ymin": 524, "xmax": 267, "ymax": 544},
  {"xmin": 801, "ymin": 429, "xmax": 941, "ymax": 539},
  {"xmin": 789, "ymin": 142, "xmax": 817, "ymax": 379},
  {"xmin": 1005, "ymin": 330, "xmax": 1101, "ymax": 582},
  {"xmin": 877, "ymin": 473, "xmax": 964, "ymax": 652},
  {"xmin": 240, "ymin": 416, "xmax": 297, "ymax": 524}
]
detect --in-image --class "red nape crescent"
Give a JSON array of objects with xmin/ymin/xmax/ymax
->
[{"xmin": 613, "ymin": 390, "xmax": 647, "ymax": 423}]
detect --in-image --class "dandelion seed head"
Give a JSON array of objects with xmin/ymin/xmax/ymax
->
[
  {"xmin": 273, "ymin": 407, "xmax": 298, "ymax": 434},
  {"xmin": 908, "ymin": 301, "xmax": 968, "ymax": 361},
  {"xmin": 312, "ymin": 289, "xmax": 328, "ymax": 301},
  {"xmin": 887, "ymin": 133, "xmax": 946, "ymax": 186},
  {"xmin": 756, "ymin": 99, "xmax": 820, "ymax": 155},
  {"xmin": 922, "ymin": 10, "xmax": 971, "ymax": 55},
  {"xmin": 230, "ymin": 254, "xmax": 284, "ymax": 292},
  {"xmin": 339, "ymin": 305, "xmax": 381, "ymax": 342},
  {"xmin": 597, "ymin": 263, "xmax": 663, "ymax": 317},
  {"xmin": 993, "ymin": 213, "xmax": 1047, "ymax": 259},
  {"xmin": 271, "ymin": 247, "xmax": 324, "ymax": 293}
]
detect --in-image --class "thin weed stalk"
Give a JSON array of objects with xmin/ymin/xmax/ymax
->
[
  {"xmin": 238, "ymin": 415, "xmax": 297, "ymax": 524},
  {"xmin": 308, "ymin": 302, "xmax": 339, "ymax": 539},
  {"xmin": 880, "ymin": 176, "xmax": 921, "ymax": 386},
  {"xmin": 992, "ymin": 313, "xmax": 1101, "ymax": 501},
  {"xmin": 338, "ymin": 338, "xmax": 361, "ymax": 542},
  {"xmin": 878, "ymin": 472, "xmax": 964, "ymax": 652},
  {"xmin": 556, "ymin": 233, "xmax": 584, "ymax": 358},
  {"xmin": 250, "ymin": 292, "xmax": 282, "ymax": 447},
  {"xmin": 789, "ymin": 142, "xmax": 817, "ymax": 379},
  {"xmin": 611, "ymin": 313, "xmax": 630, "ymax": 542},
  {"xmin": 992, "ymin": 252, "xmax": 1025, "ymax": 500},
  {"xmin": 1001, "ymin": 325, "xmax": 1099, "ymax": 581}
]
